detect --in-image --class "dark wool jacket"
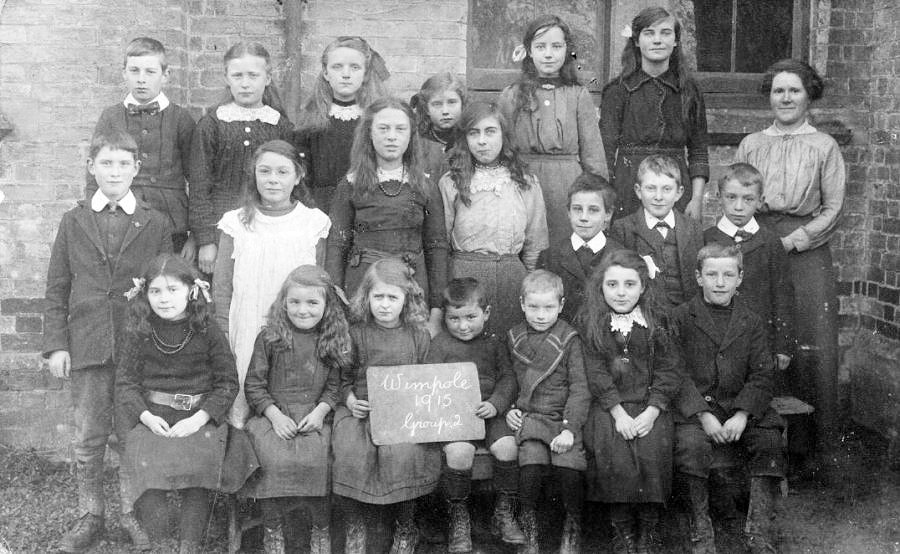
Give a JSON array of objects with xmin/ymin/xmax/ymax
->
[
  {"xmin": 609, "ymin": 209, "xmax": 703, "ymax": 305},
  {"xmin": 43, "ymin": 200, "xmax": 173, "ymax": 370},
  {"xmin": 703, "ymin": 225, "xmax": 796, "ymax": 356},
  {"xmin": 671, "ymin": 295, "xmax": 777, "ymax": 422}
]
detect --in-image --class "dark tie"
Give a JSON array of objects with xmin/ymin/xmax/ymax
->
[
  {"xmin": 576, "ymin": 244, "xmax": 594, "ymax": 271},
  {"xmin": 127, "ymin": 101, "xmax": 160, "ymax": 116},
  {"xmin": 734, "ymin": 229, "xmax": 753, "ymax": 242},
  {"xmin": 654, "ymin": 220, "xmax": 669, "ymax": 237}
]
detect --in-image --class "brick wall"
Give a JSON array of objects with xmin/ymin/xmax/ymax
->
[{"xmin": 0, "ymin": 0, "xmax": 896, "ymax": 456}]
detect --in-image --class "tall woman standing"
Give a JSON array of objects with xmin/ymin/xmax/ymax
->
[{"xmin": 736, "ymin": 59, "xmax": 845, "ymax": 459}]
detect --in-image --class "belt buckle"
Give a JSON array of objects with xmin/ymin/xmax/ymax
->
[{"xmin": 172, "ymin": 393, "xmax": 193, "ymax": 411}]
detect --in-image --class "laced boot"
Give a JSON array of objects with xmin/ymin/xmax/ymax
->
[
  {"xmin": 745, "ymin": 477, "xmax": 779, "ymax": 554},
  {"xmin": 447, "ymin": 500, "xmax": 472, "ymax": 553},
  {"xmin": 610, "ymin": 519, "xmax": 638, "ymax": 554},
  {"xmin": 635, "ymin": 514, "xmax": 660, "ymax": 554},
  {"xmin": 344, "ymin": 512, "xmax": 367, "ymax": 554},
  {"xmin": 310, "ymin": 525, "xmax": 331, "ymax": 554},
  {"xmin": 517, "ymin": 506, "xmax": 540, "ymax": 554},
  {"xmin": 491, "ymin": 492, "xmax": 526, "ymax": 544},
  {"xmin": 59, "ymin": 513, "xmax": 105, "ymax": 553},
  {"xmin": 559, "ymin": 512, "xmax": 582, "ymax": 554},
  {"xmin": 685, "ymin": 476, "xmax": 716, "ymax": 554},
  {"xmin": 262, "ymin": 524, "xmax": 285, "ymax": 554},
  {"xmin": 120, "ymin": 511, "xmax": 151, "ymax": 551},
  {"xmin": 389, "ymin": 516, "xmax": 419, "ymax": 554}
]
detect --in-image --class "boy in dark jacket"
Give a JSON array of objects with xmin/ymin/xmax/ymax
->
[
  {"xmin": 672, "ymin": 243, "xmax": 785, "ymax": 554},
  {"xmin": 506, "ymin": 270, "xmax": 589, "ymax": 554},
  {"xmin": 426, "ymin": 278, "xmax": 523, "ymax": 551},
  {"xmin": 537, "ymin": 172, "xmax": 623, "ymax": 323},
  {"xmin": 44, "ymin": 131, "xmax": 173, "ymax": 552},
  {"xmin": 703, "ymin": 162, "xmax": 795, "ymax": 369}
]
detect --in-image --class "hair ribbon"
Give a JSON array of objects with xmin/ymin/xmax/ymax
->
[
  {"xmin": 124, "ymin": 277, "xmax": 146, "ymax": 301},
  {"xmin": 191, "ymin": 279, "xmax": 212, "ymax": 303},
  {"xmin": 511, "ymin": 44, "xmax": 527, "ymax": 63},
  {"xmin": 332, "ymin": 285, "xmax": 350, "ymax": 307},
  {"xmin": 621, "ymin": 24, "xmax": 633, "ymax": 38}
]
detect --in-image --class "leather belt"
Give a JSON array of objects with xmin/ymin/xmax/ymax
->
[{"xmin": 147, "ymin": 390, "xmax": 205, "ymax": 411}]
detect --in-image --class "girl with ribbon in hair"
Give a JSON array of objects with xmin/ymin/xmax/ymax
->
[
  {"xmin": 214, "ymin": 140, "xmax": 331, "ymax": 427},
  {"xmin": 600, "ymin": 6, "xmax": 709, "ymax": 220},
  {"xmin": 499, "ymin": 14, "xmax": 608, "ymax": 246},
  {"xmin": 575, "ymin": 248, "xmax": 683, "ymax": 553},
  {"xmin": 116, "ymin": 253, "xmax": 258, "ymax": 554},
  {"xmin": 241, "ymin": 265, "xmax": 353, "ymax": 554},
  {"xmin": 326, "ymin": 97, "xmax": 449, "ymax": 337},
  {"xmin": 293, "ymin": 36, "xmax": 390, "ymax": 213},
  {"xmin": 410, "ymin": 71, "xmax": 467, "ymax": 184}
]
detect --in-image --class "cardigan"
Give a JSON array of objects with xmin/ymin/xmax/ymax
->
[{"xmin": 43, "ymin": 200, "xmax": 173, "ymax": 370}]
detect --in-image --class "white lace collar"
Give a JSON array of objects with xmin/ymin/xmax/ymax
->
[
  {"xmin": 609, "ymin": 306, "xmax": 648, "ymax": 337},
  {"xmin": 470, "ymin": 164, "xmax": 511, "ymax": 196},
  {"xmin": 330, "ymin": 103, "xmax": 361, "ymax": 121},
  {"xmin": 216, "ymin": 103, "xmax": 281, "ymax": 124}
]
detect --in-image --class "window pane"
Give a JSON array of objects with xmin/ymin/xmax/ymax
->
[
  {"xmin": 695, "ymin": 0, "xmax": 733, "ymax": 72},
  {"xmin": 735, "ymin": 0, "xmax": 793, "ymax": 72}
]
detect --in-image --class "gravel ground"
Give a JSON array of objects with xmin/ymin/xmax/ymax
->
[{"xmin": 1, "ymin": 423, "xmax": 897, "ymax": 553}]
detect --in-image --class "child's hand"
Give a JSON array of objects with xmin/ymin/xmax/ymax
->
[
  {"xmin": 266, "ymin": 408, "xmax": 298, "ymax": 440},
  {"xmin": 474, "ymin": 401, "xmax": 497, "ymax": 419},
  {"xmin": 297, "ymin": 407, "xmax": 327, "ymax": 434},
  {"xmin": 721, "ymin": 411, "xmax": 749, "ymax": 443},
  {"xmin": 505, "ymin": 408, "xmax": 523, "ymax": 431},
  {"xmin": 611, "ymin": 404, "xmax": 636, "ymax": 440},
  {"xmin": 47, "ymin": 350, "xmax": 71, "ymax": 379},
  {"xmin": 198, "ymin": 243, "xmax": 218, "ymax": 274},
  {"xmin": 698, "ymin": 412, "xmax": 727, "ymax": 444},
  {"xmin": 631, "ymin": 406, "xmax": 660, "ymax": 438},
  {"xmin": 140, "ymin": 410, "xmax": 171, "ymax": 437},
  {"xmin": 168, "ymin": 410, "xmax": 210, "ymax": 438},
  {"xmin": 180, "ymin": 235, "xmax": 197, "ymax": 263},
  {"xmin": 776, "ymin": 354, "xmax": 791, "ymax": 370},
  {"xmin": 684, "ymin": 197, "xmax": 704, "ymax": 221},
  {"xmin": 550, "ymin": 429, "xmax": 574, "ymax": 453},
  {"xmin": 348, "ymin": 397, "xmax": 370, "ymax": 419}
]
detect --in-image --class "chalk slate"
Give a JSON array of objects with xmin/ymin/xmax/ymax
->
[{"xmin": 367, "ymin": 362, "xmax": 486, "ymax": 445}]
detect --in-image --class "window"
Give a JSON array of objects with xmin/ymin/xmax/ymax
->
[{"xmin": 467, "ymin": 0, "xmax": 610, "ymax": 99}]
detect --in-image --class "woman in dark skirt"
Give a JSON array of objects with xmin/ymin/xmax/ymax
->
[
  {"xmin": 576, "ymin": 249, "xmax": 683, "ymax": 552},
  {"xmin": 116, "ymin": 254, "xmax": 258, "ymax": 554},
  {"xmin": 241, "ymin": 265, "xmax": 352, "ymax": 553},
  {"xmin": 736, "ymin": 59, "xmax": 845, "ymax": 460}
]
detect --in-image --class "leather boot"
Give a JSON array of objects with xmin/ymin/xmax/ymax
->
[
  {"xmin": 559, "ymin": 512, "xmax": 582, "ymax": 554},
  {"xmin": 610, "ymin": 519, "xmax": 637, "ymax": 554},
  {"xmin": 344, "ymin": 512, "xmax": 367, "ymax": 554},
  {"xmin": 518, "ymin": 506, "xmax": 540, "ymax": 554},
  {"xmin": 263, "ymin": 525, "xmax": 285, "ymax": 554},
  {"xmin": 389, "ymin": 517, "xmax": 419, "ymax": 554},
  {"xmin": 685, "ymin": 476, "xmax": 716, "ymax": 554},
  {"xmin": 635, "ymin": 514, "xmax": 660, "ymax": 554},
  {"xmin": 59, "ymin": 513, "xmax": 105, "ymax": 553},
  {"xmin": 745, "ymin": 477, "xmax": 778, "ymax": 554},
  {"xmin": 120, "ymin": 511, "xmax": 152, "ymax": 551},
  {"xmin": 491, "ymin": 492, "xmax": 526, "ymax": 544},
  {"xmin": 447, "ymin": 500, "xmax": 472, "ymax": 553},
  {"xmin": 310, "ymin": 525, "xmax": 331, "ymax": 554}
]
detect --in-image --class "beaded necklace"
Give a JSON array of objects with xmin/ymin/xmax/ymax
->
[
  {"xmin": 377, "ymin": 166, "xmax": 406, "ymax": 197},
  {"xmin": 151, "ymin": 325, "xmax": 194, "ymax": 355}
]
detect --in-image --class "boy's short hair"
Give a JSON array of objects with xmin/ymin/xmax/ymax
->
[
  {"xmin": 89, "ymin": 130, "xmax": 139, "ymax": 160},
  {"xmin": 696, "ymin": 243, "xmax": 744, "ymax": 272},
  {"xmin": 442, "ymin": 278, "xmax": 490, "ymax": 310},
  {"xmin": 636, "ymin": 154, "xmax": 682, "ymax": 189},
  {"xmin": 124, "ymin": 37, "xmax": 167, "ymax": 70},
  {"xmin": 718, "ymin": 162, "xmax": 764, "ymax": 196},
  {"xmin": 520, "ymin": 269, "xmax": 564, "ymax": 300},
  {"xmin": 567, "ymin": 172, "xmax": 617, "ymax": 213}
]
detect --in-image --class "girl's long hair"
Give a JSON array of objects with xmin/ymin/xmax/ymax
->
[
  {"xmin": 349, "ymin": 258, "xmax": 429, "ymax": 329},
  {"xmin": 615, "ymin": 7, "xmax": 697, "ymax": 122},
  {"xmin": 576, "ymin": 249, "xmax": 671, "ymax": 358},
  {"xmin": 509, "ymin": 15, "xmax": 581, "ymax": 117},
  {"xmin": 262, "ymin": 265, "xmax": 352, "ymax": 371},
  {"xmin": 410, "ymin": 72, "xmax": 467, "ymax": 137},
  {"xmin": 347, "ymin": 97, "xmax": 428, "ymax": 197},
  {"xmin": 298, "ymin": 36, "xmax": 390, "ymax": 133},
  {"xmin": 221, "ymin": 42, "xmax": 287, "ymax": 115},
  {"xmin": 126, "ymin": 254, "xmax": 210, "ymax": 336},
  {"xmin": 239, "ymin": 140, "xmax": 314, "ymax": 228},
  {"xmin": 447, "ymin": 101, "xmax": 532, "ymax": 207}
]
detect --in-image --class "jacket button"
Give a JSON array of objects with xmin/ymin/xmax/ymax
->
[
  {"xmin": 704, "ymin": 395, "xmax": 713, "ymax": 402},
  {"xmin": 142, "ymin": 129, "xmax": 149, "ymax": 135},
  {"xmin": 150, "ymin": 177, "xmax": 157, "ymax": 184}
]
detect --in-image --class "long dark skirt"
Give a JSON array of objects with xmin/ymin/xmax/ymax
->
[
  {"xmin": 521, "ymin": 153, "xmax": 582, "ymax": 246},
  {"xmin": 584, "ymin": 401, "xmax": 673, "ymax": 503},
  {"xmin": 449, "ymin": 252, "xmax": 526, "ymax": 337},
  {"xmin": 331, "ymin": 406, "xmax": 440, "ymax": 505}
]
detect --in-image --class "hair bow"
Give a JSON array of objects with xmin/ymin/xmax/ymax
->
[
  {"xmin": 124, "ymin": 277, "xmax": 146, "ymax": 301},
  {"xmin": 621, "ymin": 24, "xmax": 633, "ymax": 38},
  {"xmin": 190, "ymin": 279, "xmax": 212, "ymax": 303},
  {"xmin": 511, "ymin": 44, "xmax": 527, "ymax": 63},
  {"xmin": 332, "ymin": 285, "xmax": 350, "ymax": 307}
]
